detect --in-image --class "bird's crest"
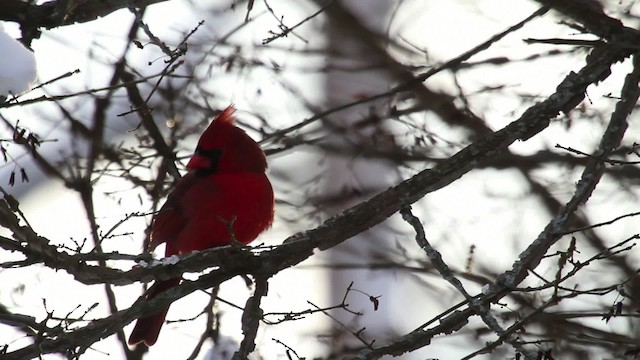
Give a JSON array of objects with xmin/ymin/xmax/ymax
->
[
  {"xmin": 198, "ymin": 105, "xmax": 238, "ymax": 143},
  {"xmin": 214, "ymin": 105, "xmax": 236, "ymax": 126},
  {"xmin": 190, "ymin": 105, "xmax": 267, "ymax": 173}
]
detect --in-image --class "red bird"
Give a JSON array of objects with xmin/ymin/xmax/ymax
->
[{"xmin": 128, "ymin": 106, "xmax": 274, "ymax": 346}]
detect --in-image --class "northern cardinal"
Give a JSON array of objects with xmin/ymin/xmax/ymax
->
[{"xmin": 128, "ymin": 106, "xmax": 274, "ymax": 346}]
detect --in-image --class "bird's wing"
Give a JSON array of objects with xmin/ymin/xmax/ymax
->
[
  {"xmin": 148, "ymin": 205, "xmax": 185, "ymax": 252},
  {"xmin": 147, "ymin": 172, "xmax": 197, "ymax": 252}
]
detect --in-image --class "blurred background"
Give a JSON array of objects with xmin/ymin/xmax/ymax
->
[{"xmin": 1, "ymin": 0, "xmax": 640, "ymax": 359}]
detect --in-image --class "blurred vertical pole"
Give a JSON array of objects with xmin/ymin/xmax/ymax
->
[{"xmin": 314, "ymin": 0, "xmax": 400, "ymax": 355}]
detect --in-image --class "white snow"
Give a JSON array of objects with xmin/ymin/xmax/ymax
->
[
  {"xmin": 162, "ymin": 255, "xmax": 180, "ymax": 265},
  {"xmin": 0, "ymin": 23, "xmax": 37, "ymax": 96}
]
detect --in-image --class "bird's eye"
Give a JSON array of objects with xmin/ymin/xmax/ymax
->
[
  {"xmin": 196, "ymin": 147, "xmax": 223, "ymax": 161},
  {"xmin": 190, "ymin": 147, "xmax": 223, "ymax": 175}
]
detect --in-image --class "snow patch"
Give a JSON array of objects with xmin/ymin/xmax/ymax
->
[
  {"xmin": 0, "ymin": 23, "xmax": 37, "ymax": 96},
  {"xmin": 162, "ymin": 255, "xmax": 180, "ymax": 265}
]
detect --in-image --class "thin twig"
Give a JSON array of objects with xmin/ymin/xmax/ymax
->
[
  {"xmin": 260, "ymin": 6, "xmax": 549, "ymax": 144},
  {"xmin": 262, "ymin": 0, "xmax": 334, "ymax": 44}
]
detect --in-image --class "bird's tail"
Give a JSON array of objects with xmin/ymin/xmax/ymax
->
[{"xmin": 128, "ymin": 277, "xmax": 181, "ymax": 346}]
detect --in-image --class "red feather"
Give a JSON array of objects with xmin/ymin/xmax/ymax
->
[{"xmin": 128, "ymin": 106, "xmax": 274, "ymax": 346}]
